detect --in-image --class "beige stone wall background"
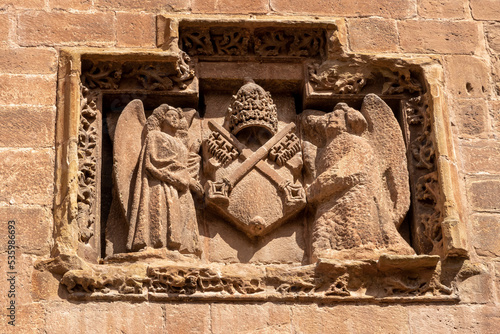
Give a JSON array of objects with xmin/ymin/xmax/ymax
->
[{"xmin": 0, "ymin": 0, "xmax": 499, "ymax": 333}]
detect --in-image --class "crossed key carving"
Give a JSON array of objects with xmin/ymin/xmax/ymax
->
[{"xmin": 205, "ymin": 120, "xmax": 305, "ymax": 206}]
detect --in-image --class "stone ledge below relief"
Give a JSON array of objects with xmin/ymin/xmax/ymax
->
[{"xmin": 56, "ymin": 251, "xmax": 468, "ymax": 303}]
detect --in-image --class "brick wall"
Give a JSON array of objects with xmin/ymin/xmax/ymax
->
[{"xmin": 1, "ymin": 1, "xmax": 499, "ymax": 333}]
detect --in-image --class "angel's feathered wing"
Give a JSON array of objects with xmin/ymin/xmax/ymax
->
[
  {"xmin": 360, "ymin": 94, "xmax": 411, "ymax": 228},
  {"xmin": 113, "ymin": 99, "xmax": 146, "ymax": 221}
]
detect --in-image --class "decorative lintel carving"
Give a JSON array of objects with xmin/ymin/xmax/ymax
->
[
  {"xmin": 180, "ymin": 26, "xmax": 326, "ymax": 58},
  {"xmin": 81, "ymin": 51, "xmax": 195, "ymax": 91}
]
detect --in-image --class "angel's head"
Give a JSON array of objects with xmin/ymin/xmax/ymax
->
[
  {"xmin": 325, "ymin": 103, "xmax": 367, "ymax": 138},
  {"xmin": 146, "ymin": 104, "xmax": 186, "ymax": 135}
]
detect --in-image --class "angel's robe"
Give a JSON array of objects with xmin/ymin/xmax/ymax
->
[
  {"xmin": 126, "ymin": 130, "xmax": 200, "ymax": 254},
  {"xmin": 307, "ymin": 132, "xmax": 414, "ymax": 260}
]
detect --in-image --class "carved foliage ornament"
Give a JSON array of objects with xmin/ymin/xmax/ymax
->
[
  {"xmin": 308, "ymin": 60, "xmax": 422, "ymax": 95},
  {"xmin": 405, "ymin": 96, "xmax": 443, "ymax": 254},
  {"xmin": 77, "ymin": 86, "xmax": 99, "ymax": 244},
  {"xmin": 81, "ymin": 51, "xmax": 195, "ymax": 91},
  {"xmin": 180, "ymin": 26, "xmax": 326, "ymax": 58}
]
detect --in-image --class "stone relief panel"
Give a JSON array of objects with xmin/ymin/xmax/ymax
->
[
  {"xmin": 302, "ymin": 95, "xmax": 413, "ymax": 261},
  {"xmin": 113, "ymin": 101, "xmax": 202, "ymax": 255},
  {"xmin": 46, "ymin": 18, "xmax": 473, "ymax": 303}
]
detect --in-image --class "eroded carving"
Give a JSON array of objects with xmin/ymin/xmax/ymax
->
[
  {"xmin": 180, "ymin": 28, "xmax": 214, "ymax": 56},
  {"xmin": 113, "ymin": 101, "xmax": 202, "ymax": 255},
  {"xmin": 303, "ymin": 95, "xmax": 413, "ymax": 260},
  {"xmin": 81, "ymin": 52, "xmax": 195, "ymax": 91},
  {"xmin": 308, "ymin": 61, "xmax": 374, "ymax": 93},
  {"xmin": 404, "ymin": 96, "xmax": 443, "ymax": 255},
  {"xmin": 212, "ymin": 28, "xmax": 250, "ymax": 56},
  {"xmin": 180, "ymin": 27, "xmax": 326, "ymax": 58},
  {"xmin": 307, "ymin": 60, "xmax": 422, "ymax": 95},
  {"xmin": 61, "ymin": 267, "xmax": 149, "ymax": 295},
  {"xmin": 61, "ymin": 254, "xmax": 461, "ymax": 302},
  {"xmin": 77, "ymin": 86, "xmax": 99, "ymax": 244}
]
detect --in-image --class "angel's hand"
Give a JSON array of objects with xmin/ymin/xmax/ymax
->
[{"xmin": 189, "ymin": 179, "xmax": 204, "ymax": 197}]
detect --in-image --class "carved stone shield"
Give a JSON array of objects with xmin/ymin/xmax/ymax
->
[
  {"xmin": 203, "ymin": 80, "xmax": 306, "ymax": 237},
  {"xmin": 204, "ymin": 123, "xmax": 306, "ymax": 237}
]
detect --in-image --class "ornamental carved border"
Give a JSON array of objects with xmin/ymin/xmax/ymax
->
[{"xmin": 44, "ymin": 17, "xmax": 472, "ymax": 304}]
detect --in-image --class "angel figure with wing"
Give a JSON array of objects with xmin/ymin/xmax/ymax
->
[
  {"xmin": 113, "ymin": 100, "xmax": 203, "ymax": 256},
  {"xmin": 302, "ymin": 94, "xmax": 415, "ymax": 261}
]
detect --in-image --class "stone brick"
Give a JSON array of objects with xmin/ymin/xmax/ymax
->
[
  {"xmin": 96, "ymin": 0, "xmax": 189, "ymax": 11},
  {"xmin": 0, "ymin": 48, "xmax": 57, "ymax": 75},
  {"xmin": 471, "ymin": 0, "xmax": 500, "ymax": 20},
  {"xmin": 292, "ymin": 304, "xmax": 408, "ymax": 333},
  {"xmin": 410, "ymin": 305, "xmax": 500, "ymax": 333},
  {"xmin": 0, "ymin": 0, "xmax": 45, "ymax": 9},
  {"xmin": 444, "ymin": 56, "xmax": 490, "ymax": 98},
  {"xmin": 0, "ymin": 13, "xmax": 9, "ymax": 46},
  {"xmin": 50, "ymin": 0, "xmax": 94, "ymax": 10},
  {"xmin": 461, "ymin": 141, "xmax": 500, "ymax": 174},
  {"xmin": 270, "ymin": 0, "xmax": 415, "ymax": 18},
  {"xmin": 453, "ymin": 99, "xmax": 489, "ymax": 138},
  {"xmin": 117, "ymin": 12, "xmax": 155, "ymax": 48},
  {"xmin": 164, "ymin": 304, "xmax": 210, "ymax": 333},
  {"xmin": 485, "ymin": 24, "xmax": 500, "ymax": 54},
  {"xmin": 468, "ymin": 179, "xmax": 500, "ymax": 212},
  {"xmin": 0, "ymin": 206, "xmax": 52, "ymax": 256},
  {"xmin": 470, "ymin": 214, "xmax": 500, "ymax": 257},
  {"xmin": 0, "ymin": 303, "xmax": 44, "ymax": 334},
  {"xmin": 398, "ymin": 20, "xmax": 480, "ymax": 54},
  {"xmin": 0, "ymin": 149, "xmax": 54, "ymax": 206},
  {"xmin": 488, "ymin": 100, "xmax": 500, "ymax": 133},
  {"xmin": 211, "ymin": 303, "xmax": 291, "ymax": 333},
  {"xmin": 18, "ymin": 12, "xmax": 115, "ymax": 46},
  {"xmin": 0, "ymin": 106, "xmax": 55, "ymax": 148},
  {"xmin": 495, "ymin": 262, "xmax": 500, "ymax": 303},
  {"xmin": 193, "ymin": 0, "xmax": 268, "ymax": 14},
  {"xmin": 348, "ymin": 18, "xmax": 398, "ymax": 53},
  {"xmin": 31, "ymin": 269, "xmax": 61, "ymax": 302},
  {"xmin": 0, "ymin": 75, "xmax": 56, "ymax": 106},
  {"xmin": 44, "ymin": 302, "xmax": 164, "ymax": 333},
  {"xmin": 417, "ymin": 0, "xmax": 468, "ymax": 19},
  {"xmin": 0, "ymin": 254, "xmax": 36, "ymax": 308}
]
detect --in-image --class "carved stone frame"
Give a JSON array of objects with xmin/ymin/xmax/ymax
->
[{"xmin": 48, "ymin": 17, "xmax": 469, "ymax": 303}]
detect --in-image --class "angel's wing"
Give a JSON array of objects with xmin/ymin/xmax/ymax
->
[
  {"xmin": 299, "ymin": 109, "xmax": 328, "ymax": 185},
  {"xmin": 360, "ymin": 94, "xmax": 410, "ymax": 228},
  {"xmin": 113, "ymin": 99, "xmax": 146, "ymax": 220}
]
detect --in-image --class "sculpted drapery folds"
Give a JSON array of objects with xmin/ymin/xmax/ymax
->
[
  {"xmin": 303, "ymin": 94, "xmax": 414, "ymax": 261},
  {"xmin": 114, "ymin": 100, "xmax": 202, "ymax": 255}
]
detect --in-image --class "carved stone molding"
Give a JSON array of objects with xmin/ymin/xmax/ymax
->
[
  {"xmin": 81, "ymin": 52, "xmax": 195, "ymax": 91},
  {"xmin": 59, "ymin": 252, "xmax": 466, "ymax": 303},
  {"xmin": 77, "ymin": 86, "xmax": 100, "ymax": 245}
]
